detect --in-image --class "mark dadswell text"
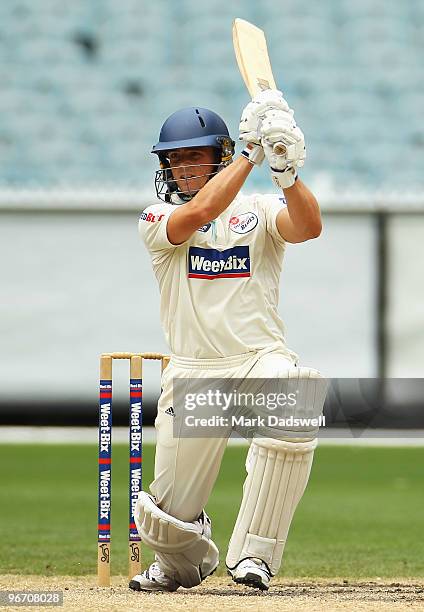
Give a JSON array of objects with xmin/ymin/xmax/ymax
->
[{"xmin": 184, "ymin": 415, "xmax": 326, "ymax": 428}]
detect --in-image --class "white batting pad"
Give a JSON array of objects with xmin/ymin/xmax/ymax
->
[{"xmin": 226, "ymin": 437, "xmax": 316, "ymax": 575}]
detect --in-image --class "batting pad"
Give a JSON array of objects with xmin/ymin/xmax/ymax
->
[
  {"xmin": 226, "ymin": 437, "xmax": 317, "ymax": 575},
  {"xmin": 135, "ymin": 491, "xmax": 219, "ymax": 588}
]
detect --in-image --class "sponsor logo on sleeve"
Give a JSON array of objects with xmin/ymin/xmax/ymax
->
[
  {"xmin": 229, "ymin": 212, "xmax": 258, "ymax": 234},
  {"xmin": 197, "ymin": 223, "xmax": 211, "ymax": 233},
  {"xmin": 188, "ymin": 246, "xmax": 250, "ymax": 280},
  {"xmin": 139, "ymin": 211, "xmax": 165, "ymax": 223}
]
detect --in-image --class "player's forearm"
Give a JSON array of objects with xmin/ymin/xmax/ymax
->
[
  {"xmin": 282, "ymin": 179, "xmax": 322, "ymax": 240},
  {"xmin": 189, "ymin": 156, "xmax": 253, "ymax": 224}
]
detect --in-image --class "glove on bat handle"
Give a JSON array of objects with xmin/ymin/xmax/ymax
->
[{"xmin": 273, "ymin": 142, "xmax": 287, "ymax": 156}]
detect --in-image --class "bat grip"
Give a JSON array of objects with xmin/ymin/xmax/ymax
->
[{"xmin": 273, "ymin": 142, "xmax": 287, "ymax": 156}]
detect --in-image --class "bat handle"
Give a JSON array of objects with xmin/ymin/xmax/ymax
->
[{"xmin": 273, "ymin": 142, "xmax": 287, "ymax": 156}]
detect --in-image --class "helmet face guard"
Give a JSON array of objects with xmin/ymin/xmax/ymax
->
[
  {"xmin": 154, "ymin": 162, "xmax": 224, "ymax": 203},
  {"xmin": 152, "ymin": 108, "xmax": 235, "ymax": 203}
]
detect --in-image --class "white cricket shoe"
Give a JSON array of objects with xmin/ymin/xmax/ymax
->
[
  {"xmin": 229, "ymin": 557, "xmax": 271, "ymax": 591},
  {"xmin": 129, "ymin": 562, "xmax": 180, "ymax": 592}
]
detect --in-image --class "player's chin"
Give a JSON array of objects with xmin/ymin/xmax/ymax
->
[{"xmin": 178, "ymin": 178, "xmax": 207, "ymax": 196}]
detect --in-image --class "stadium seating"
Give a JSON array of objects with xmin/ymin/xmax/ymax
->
[{"xmin": 0, "ymin": 0, "xmax": 422, "ymax": 192}]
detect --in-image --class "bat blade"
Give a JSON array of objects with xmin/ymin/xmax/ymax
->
[
  {"xmin": 232, "ymin": 18, "xmax": 277, "ymax": 96},
  {"xmin": 233, "ymin": 18, "xmax": 287, "ymax": 157}
]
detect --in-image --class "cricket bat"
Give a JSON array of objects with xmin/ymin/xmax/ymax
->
[{"xmin": 232, "ymin": 18, "xmax": 287, "ymax": 156}]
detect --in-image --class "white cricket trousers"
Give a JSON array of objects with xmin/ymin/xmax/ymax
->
[{"xmin": 150, "ymin": 342, "xmax": 297, "ymax": 522}]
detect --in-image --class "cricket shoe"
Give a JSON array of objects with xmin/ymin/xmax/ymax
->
[
  {"xmin": 228, "ymin": 557, "xmax": 271, "ymax": 591},
  {"xmin": 129, "ymin": 562, "xmax": 180, "ymax": 592}
]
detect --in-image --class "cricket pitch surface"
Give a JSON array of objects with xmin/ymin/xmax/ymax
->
[{"xmin": 1, "ymin": 575, "xmax": 423, "ymax": 611}]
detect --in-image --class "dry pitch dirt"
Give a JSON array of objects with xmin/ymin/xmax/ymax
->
[{"xmin": 1, "ymin": 575, "xmax": 424, "ymax": 612}]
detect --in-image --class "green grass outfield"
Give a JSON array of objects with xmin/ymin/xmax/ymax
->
[{"xmin": 0, "ymin": 444, "xmax": 422, "ymax": 578}]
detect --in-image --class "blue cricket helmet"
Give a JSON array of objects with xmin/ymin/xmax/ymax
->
[
  {"xmin": 152, "ymin": 107, "xmax": 235, "ymax": 160},
  {"xmin": 152, "ymin": 107, "xmax": 235, "ymax": 203}
]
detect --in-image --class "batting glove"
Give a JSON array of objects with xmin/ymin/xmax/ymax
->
[
  {"xmin": 239, "ymin": 89, "xmax": 290, "ymax": 144},
  {"xmin": 241, "ymin": 142, "xmax": 265, "ymax": 166},
  {"xmin": 260, "ymin": 107, "xmax": 306, "ymax": 169},
  {"xmin": 260, "ymin": 107, "xmax": 306, "ymax": 188}
]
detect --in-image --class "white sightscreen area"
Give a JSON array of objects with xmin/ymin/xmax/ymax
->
[{"xmin": 0, "ymin": 209, "xmax": 423, "ymax": 406}]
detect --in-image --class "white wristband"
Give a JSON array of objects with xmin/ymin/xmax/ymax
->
[
  {"xmin": 241, "ymin": 143, "xmax": 265, "ymax": 166},
  {"xmin": 270, "ymin": 166, "xmax": 298, "ymax": 189}
]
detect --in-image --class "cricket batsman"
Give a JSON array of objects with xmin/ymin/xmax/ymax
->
[{"xmin": 130, "ymin": 89, "xmax": 323, "ymax": 591}]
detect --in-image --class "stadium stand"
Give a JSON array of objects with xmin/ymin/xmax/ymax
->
[{"xmin": 0, "ymin": 0, "xmax": 422, "ymax": 192}]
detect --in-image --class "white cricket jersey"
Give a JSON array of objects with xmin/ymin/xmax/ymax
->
[{"xmin": 139, "ymin": 193, "xmax": 295, "ymax": 359}]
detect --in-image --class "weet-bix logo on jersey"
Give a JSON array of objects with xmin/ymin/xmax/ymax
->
[{"xmin": 188, "ymin": 246, "xmax": 250, "ymax": 280}]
